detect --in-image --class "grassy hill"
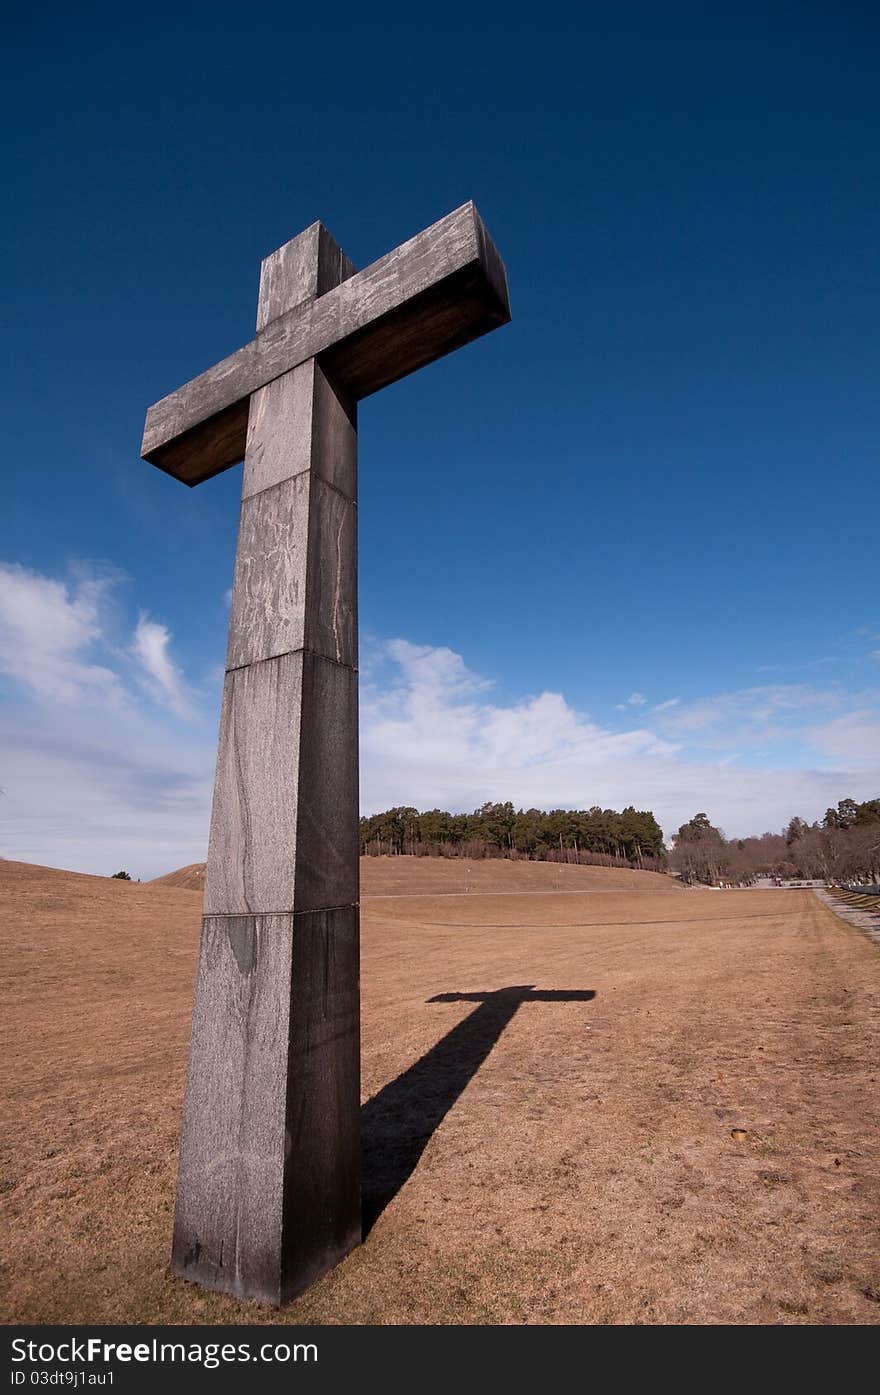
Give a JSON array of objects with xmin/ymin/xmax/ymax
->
[
  {"xmin": 150, "ymin": 854, "xmax": 675, "ymax": 898},
  {"xmin": 2, "ymin": 854, "xmax": 879, "ymax": 1325}
]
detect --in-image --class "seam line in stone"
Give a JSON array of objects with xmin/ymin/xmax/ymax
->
[
  {"xmin": 242, "ymin": 465, "xmax": 357, "ymax": 508},
  {"xmin": 225, "ymin": 648, "xmax": 358, "ymax": 676},
  {"xmin": 204, "ymin": 903, "xmax": 360, "ymax": 919}
]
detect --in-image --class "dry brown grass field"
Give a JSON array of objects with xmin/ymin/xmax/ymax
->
[{"xmin": 1, "ymin": 855, "xmax": 878, "ymax": 1325}]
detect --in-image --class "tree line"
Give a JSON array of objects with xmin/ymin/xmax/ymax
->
[
  {"xmin": 670, "ymin": 797, "xmax": 880, "ymax": 886},
  {"xmin": 360, "ymin": 801, "xmax": 666, "ymax": 869}
]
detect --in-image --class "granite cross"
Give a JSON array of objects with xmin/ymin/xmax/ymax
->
[{"xmin": 140, "ymin": 204, "xmax": 510, "ymax": 1305}]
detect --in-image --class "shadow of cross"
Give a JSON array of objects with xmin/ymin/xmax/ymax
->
[{"xmin": 361, "ymin": 986, "xmax": 596, "ymax": 1232}]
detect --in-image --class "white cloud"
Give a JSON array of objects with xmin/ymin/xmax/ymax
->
[
  {"xmin": 807, "ymin": 710, "xmax": 880, "ymax": 762},
  {"xmin": 0, "ymin": 563, "xmax": 122, "ymax": 705},
  {"xmin": 650, "ymin": 683, "xmax": 863, "ymax": 749},
  {"xmin": 384, "ymin": 639, "xmax": 492, "ymax": 698},
  {"xmin": 363, "ymin": 641, "xmax": 675, "ymax": 807},
  {"xmin": 0, "ymin": 562, "xmax": 215, "ymax": 878},
  {"xmin": 651, "ymin": 698, "xmax": 680, "ymax": 713},
  {"xmin": 131, "ymin": 614, "xmax": 195, "ymax": 719},
  {"xmin": 0, "ymin": 706, "xmax": 215, "ymax": 880},
  {"xmin": 361, "ymin": 643, "xmax": 880, "ymax": 839}
]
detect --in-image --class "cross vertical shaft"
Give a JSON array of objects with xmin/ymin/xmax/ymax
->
[{"xmin": 170, "ymin": 225, "xmax": 361, "ymax": 1304}]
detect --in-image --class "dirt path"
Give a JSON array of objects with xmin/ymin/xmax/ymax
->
[
  {"xmin": 1, "ymin": 860, "xmax": 878, "ymax": 1324},
  {"xmin": 814, "ymin": 886, "xmax": 880, "ymax": 947}
]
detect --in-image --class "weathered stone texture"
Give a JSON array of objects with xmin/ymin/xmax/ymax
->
[
  {"xmin": 203, "ymin": 653, "xmax": 358, "ymax": 917},
  {"xmin": 171, "ymin": 913, "xmax": 293, "ymax": 1303},
  {"xmin": 242, "ymin": 362, "xmax": 357, "ymax": 501},
  {"xmin": 171, "ymin": 906, "xmax": 360, "ymax": 1304},
  {"xmin": 226, "ymin": 474, "xmax": 356, "ymax": 672}
]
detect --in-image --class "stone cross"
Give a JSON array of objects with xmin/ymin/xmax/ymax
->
[{"xmin": 141, "ymin": 204, "xmax": 510, "ymax": 1305}]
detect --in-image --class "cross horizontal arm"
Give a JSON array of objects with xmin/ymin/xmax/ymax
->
[{"xmin": 142, "ymin": 202, "xmax": 510, "ymax": 486}]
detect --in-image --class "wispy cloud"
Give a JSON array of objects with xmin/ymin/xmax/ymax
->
[
  {"xmin": 0, "ymin": 562, "xmax": 215, "ymax": 878},
  {"xmin": 807, "ymin": 709, "xmax": 880, "ymax": 762},
  {"xmin": 650, "ymin": 683, "xmax": 861, "ymax": 748},
  {"xmin": 615, "ymin": 691, "xmax": 647, "ymax": 711},
  {"xmin": 0, "ymin": 563, "xmax": 123, "ymax": 705},
  {"xmin": 756, "ymin": 657, "xmax": 836, "ymax": 674},
  {"xmin": 651, "ymin": 697, "xmax": 680, "ymax": 713},
  {"xmin": 131, "ymin": 614, "xmax": 196, "ymax": 719}
]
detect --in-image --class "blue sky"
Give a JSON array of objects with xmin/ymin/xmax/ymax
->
[{"xmin": 2, "ymin": 3, "xmax": 878, "ymax": 877}]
